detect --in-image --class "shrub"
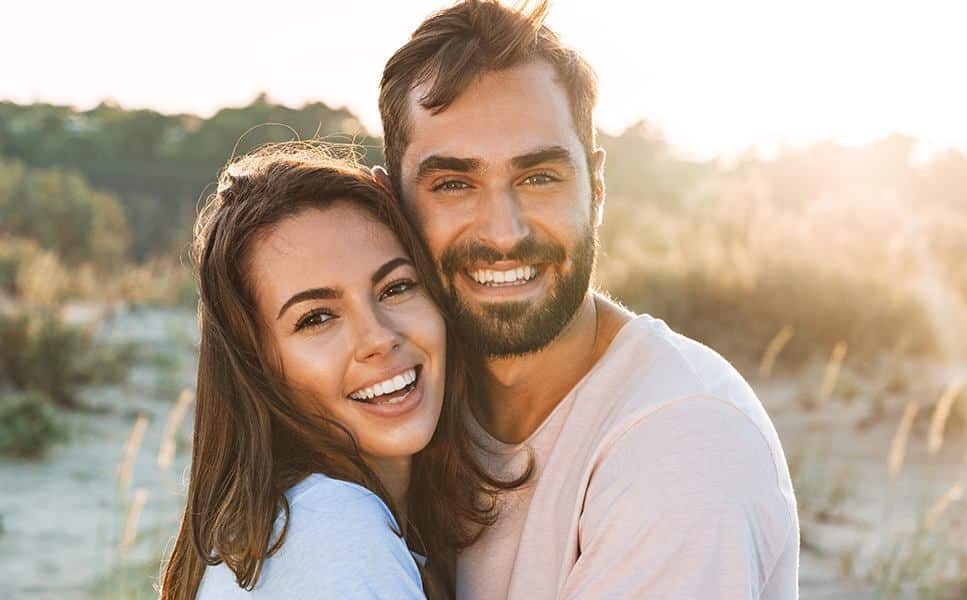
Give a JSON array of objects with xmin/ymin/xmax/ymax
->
[
  {"xmin": 0, "ymin": 308, "xmax": 133, "ymax": 407},
  {"xmin": 0, "ymin": 159, "xmax": 129, "ymax": 267},
  {"xmin": 0, "ymin": 390, "xmax": 64, "ymax": 458},
  {"xmin": 597, "ymin": 180, "xmax": 964, "ymax": 366},
  {"xmin": 0, "ymin": 236, "xmax": 41, "ymax": 296}
]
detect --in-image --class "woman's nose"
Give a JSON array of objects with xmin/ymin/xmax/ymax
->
[{"xmin": 353, "ymin": 307, "xmax": 402, "ymax": 362}]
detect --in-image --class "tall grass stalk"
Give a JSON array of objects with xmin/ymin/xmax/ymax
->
[
  {"xmin": 157, "ymin": 389, "xmax": 194, "ymax": 471},
  {"xmin": 820, "ymin": 341, "xmax": 849, "ymax": 404},
  {"xmin": 117, "ymin": 414, "xmax": 149, "ymax": 497},
  {"xmin": 119, "ymin": 488, "xmax": 150, "ymax": 556},
  {"xmin": 759, "ymin": 325, "xmax": 794, "ymax": 378},
  {"xmin": 927, "ymin": 379, "xmax": 964, "ymax": 454},
  {"xmin": 888, "ymin": 400, "xmax": 919, "ymax": 479},
  {"xmin": 923, "ymin": 483, "xmax": 964, "ymax": 530}
]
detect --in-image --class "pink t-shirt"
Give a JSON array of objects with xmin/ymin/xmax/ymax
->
[{"xmin": 457, "ymin": 315, "xmax": 799, "ymax": 599}]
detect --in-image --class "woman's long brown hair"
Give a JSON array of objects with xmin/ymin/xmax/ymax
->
[{"xmin": 160, "ymin": 145, "xmax": 528, "ymax": 599}]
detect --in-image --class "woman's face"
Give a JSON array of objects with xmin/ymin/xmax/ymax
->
[{"xmin": 249, "ymin": 202, "xmax": 446, "ymax": 464}]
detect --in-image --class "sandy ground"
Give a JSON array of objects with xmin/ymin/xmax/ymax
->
[
  {"xmin": 2, "ymin": 307, "xmax": 965, "ymax": 598},
  {"xmin": 0, "ymin": 308, "xmax": 198, "ymax": 599}
]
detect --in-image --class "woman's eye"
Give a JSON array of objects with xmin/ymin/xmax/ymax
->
[
  {"xmin": 294, "ymin": 310, "xmax": 333, "ymax": 332},
  {"xmin": 522, "ymin": 172, "xmax": 559, "ymax": 186},
  {"xmin": 431, "ymin": 179, "xmax": 470, "ymax": 192},
  {"xmin": 380, "ymin": 279, "xmax": 418, "ymax": 301}
]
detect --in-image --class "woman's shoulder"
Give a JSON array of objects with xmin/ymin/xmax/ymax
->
[
  {"xmin": 196, "ymin": 474, "xmax": 424, "ymax": 598},
  {"xmin": 285, "ymin": 473, "xmax": 397, "ymax": 526}
]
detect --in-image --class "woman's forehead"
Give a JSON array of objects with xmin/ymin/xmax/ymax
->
[{"xmin": 250, "ymin": 204, "xmax": 408, "ymax": 305}]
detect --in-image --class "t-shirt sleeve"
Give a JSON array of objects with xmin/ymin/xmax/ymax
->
[
  {"xmin": 560, "ymin": 396, "xmax": 797, "ymax": 599},
  {"xmin": 197, "ymin": 480, "xmax": 426, "ymax": 599}
]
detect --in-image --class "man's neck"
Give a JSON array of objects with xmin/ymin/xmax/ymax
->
[{"xmin": 475, "ymin": 292, "xmax": 633, "ymax": 444}]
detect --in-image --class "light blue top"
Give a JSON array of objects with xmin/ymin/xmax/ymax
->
[{"xmin": 196, "ymin": 473, "xmax": 426, "ymax": 599}]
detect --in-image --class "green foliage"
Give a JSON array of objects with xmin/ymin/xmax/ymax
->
[
  {"xmin": 0, "ymin": 236, "xmax": 40, "ymax": 295},
  {"xmin": 0, "ymin": 97, "xmax": 382, "ymax": 259},
  {"xmin": 0, "ymin": 158, "xmax": 128, "ymax": 266},
  {"xmin": 0, "ymin": 389, "xmax": 64, "ymax": 458},
  {"xmin": 0, "ymin": 308, "xmax": 132, "ymax": 407}
]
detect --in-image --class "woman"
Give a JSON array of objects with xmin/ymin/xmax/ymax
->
[{"xmin": 160, "ymin": 145, "xmax": 526, "ymax": 599}]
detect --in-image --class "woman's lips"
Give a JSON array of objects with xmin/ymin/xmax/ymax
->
[{"xmin": 351, "ymin": 366, "xmax": 424, "ymax": 418}]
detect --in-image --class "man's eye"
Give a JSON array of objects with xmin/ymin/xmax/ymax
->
[
  {"xmin": 294, "ymin": 310, "xmax": 333, "ymax": 332},
  {"xmin": 431, "ymin": 179, "xmax": 470, "ymax": 192},
  {"xmin": 522, "ymin": 172, "xmax": 559, "ymax": 186},
  {"xmin": 380, "ymin": 279, "xmax": 419, "ymax": 301}
]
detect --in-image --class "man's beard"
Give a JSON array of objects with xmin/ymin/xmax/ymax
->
[{"xmin": 440, "ymin": 227, "xmax": 596, "ymax": 358}]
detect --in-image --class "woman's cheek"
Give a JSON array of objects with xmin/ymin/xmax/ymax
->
[{"xmin": 280, "ymin": 333, "xmax": 348, "ymax": 412}]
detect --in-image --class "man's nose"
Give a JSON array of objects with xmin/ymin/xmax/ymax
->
[
  {"xmin": 353, "ymin": 305, "xmax": 401, "ymax": 362},
  {"xmin": 475, "ymin": 187, "xmax": 530, "ymax": 253}
]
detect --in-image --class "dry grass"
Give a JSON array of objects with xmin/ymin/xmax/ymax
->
[
  {"xmin": 157, "ymin": 389, "xmax": 194, "ymax": 471},
  {"xmin": 596, "ymin": 151, "xmax": 967, "ymax": 368},
  {"xmin": 117, "ymin": 414, "xmax": 149, "ymax": 497},
  {"xmin": 928, "ymin": 380, "xmax": 964, "ymax": 454},
  {"xmin": 887, "ymin": 400, "xmax": 920, "ymax": 479}
]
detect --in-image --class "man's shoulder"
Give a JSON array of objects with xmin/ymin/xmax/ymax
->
[
  {"xmin": 584, "ymin": 314, "xmax": 760, "ymax": 418},
  {"xmin": 574, "ymin": 314, "xmax": 788, "ymax": 479}
]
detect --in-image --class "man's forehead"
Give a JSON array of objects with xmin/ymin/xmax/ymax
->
[{"xmin": 401, "ymin": 60, "xmax": 583, "ymax": 172}]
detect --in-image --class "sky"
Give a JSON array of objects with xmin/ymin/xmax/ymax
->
[{"xmin": 4, "ymin": 0, "xmax": 966, "ymax": 159}]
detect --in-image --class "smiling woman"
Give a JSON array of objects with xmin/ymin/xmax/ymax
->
[{"xmin": 158, "ymin": 144, "xmax": 529, "ymax": 600}]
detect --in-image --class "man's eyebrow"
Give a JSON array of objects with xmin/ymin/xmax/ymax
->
[
  {"xmin": 277, "ymin": 287, "xmax": 341, "ymax": 320},
  {"xmin": 415, "ymin": 155, "xmax": 483, "ymax": 183},
  {"xmin": 371, "ymin": 257, "xmax": 412, "ymax": 286},
  {"xmin": 511, "ymin": 146, "xmax": 576, "ymax": 171}
]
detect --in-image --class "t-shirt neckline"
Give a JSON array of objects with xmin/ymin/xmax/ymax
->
[{"xmin": 468, "ymin": 314, "xmax": 652, "ymax": 451}]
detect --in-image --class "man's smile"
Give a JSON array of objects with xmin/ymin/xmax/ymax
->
[
  {"xmin": 457, "ymin": 262, "xmax": 551, "ymax": 301},
  {"xmin": 466, "ymin": 264, "xmax": 539, "ymax": 286}
]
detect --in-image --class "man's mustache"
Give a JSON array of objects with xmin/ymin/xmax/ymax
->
[{"xmin": 440, "ymin": 236, "xmax": 567, "ymax": 277}]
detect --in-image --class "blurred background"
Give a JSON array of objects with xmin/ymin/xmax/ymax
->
[{"xmin": 1, "ymin": 1, "xmax": 965, "ymax": 598}]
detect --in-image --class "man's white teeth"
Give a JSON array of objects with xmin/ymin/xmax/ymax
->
[
  {"xmin": 350, "ymin": 368, "xmax": 417, "ymax": 401},
  {"xmin": 469, "ymin": 266, "xmax": 538, "ymax": 286}
]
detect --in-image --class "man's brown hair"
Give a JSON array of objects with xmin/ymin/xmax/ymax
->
[{"xmin": 379, "ymin": 0, "xmax": 599, "ymax": 194}]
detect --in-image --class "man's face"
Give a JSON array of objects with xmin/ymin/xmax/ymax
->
[{"xmin": 398, "ymin": 60, "xmax": 605, "ymax": 357}]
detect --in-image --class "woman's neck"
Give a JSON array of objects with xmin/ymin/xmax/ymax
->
[{"xmin": 364, "ymin": 454, "xmax": 412, "ymax": 531}]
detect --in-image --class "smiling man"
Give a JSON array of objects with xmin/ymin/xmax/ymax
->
[{"xmin": 376, "ymin": 1, "xmax": 799, "ymax": 598}]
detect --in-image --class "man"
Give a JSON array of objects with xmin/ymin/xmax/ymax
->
[{"xmin": 375, "ymin": 1, "xmax": 799, "ymax": 598}]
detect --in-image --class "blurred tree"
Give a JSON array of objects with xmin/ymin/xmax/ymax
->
[
  {"xmin": 0, "ymin": 97, "xmax": 381, "ymax": 259},
  {"xmin": 0, "ymin": 159, "xmax": 129, "ymax": 266}
]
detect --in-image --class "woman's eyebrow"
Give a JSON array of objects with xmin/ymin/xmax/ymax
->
[
  {"xmin": 275, "ymin": 257, "xmax": 413, "ymax": 320},
  {"xmin": 372, "ymin": 257, "xmax": 413, "ymax": 286},
  {"xmin": 277, "ymin": 287, "xmax": 341, "ymax": 320}
]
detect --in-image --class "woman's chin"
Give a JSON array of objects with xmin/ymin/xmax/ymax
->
[{"xmin": 354, "ymin": 382, "xmax": 444, "ymax": 459}]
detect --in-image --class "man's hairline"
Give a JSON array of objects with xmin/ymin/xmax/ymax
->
[{"xmin": 387, "ymin": 58, "xmax": 597, "ymax": 194}]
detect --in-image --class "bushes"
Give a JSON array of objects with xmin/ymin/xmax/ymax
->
[
  {"xmin": 0, "ymin": 159, "xmax": 129, "ymax": 267},
  {"xmin": 0, "ymin": 390, "xmax": 63, "ymax": 458},
  {"xmin": 0, "ymin": 309, "xmax": 90, "ymax": 406},
  {"xmin": 597, "ymin": 178, "xmax": 966, "ymax": 366},
  {"xmin": 0, "ymin": 308, "xmax": 135, "ymax": 408}
]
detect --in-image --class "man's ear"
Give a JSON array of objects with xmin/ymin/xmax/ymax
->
[
  {"xmin": 590, "ymin": 148, "xmax": 606, "ymax": 228},
  {"xmin": 371, "ymin": 165, "xmax": 393, "ymax": 195}
]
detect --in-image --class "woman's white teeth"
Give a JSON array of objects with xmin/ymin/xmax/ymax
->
[
  {"xmin": 350, "ymin": 368, "xmax": 417, "ymax": 401},
  {"xmin": 469, "ymin": 266, "xmax": 538, "ymax": 286}
]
